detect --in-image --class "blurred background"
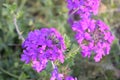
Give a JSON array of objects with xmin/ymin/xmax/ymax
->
[{"xmin": 0, "ymin": 0, "xmax": 120, "ymax": 80}]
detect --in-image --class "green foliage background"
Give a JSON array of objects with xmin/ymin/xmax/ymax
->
[{"xmin": 0, "ymin": 0, "xmax": 120, "ymax": 80}]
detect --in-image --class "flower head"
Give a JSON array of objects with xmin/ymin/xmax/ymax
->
[
  {"xmin": 21, "ymin": 28, "xmax": 66, "ymax": 72},
  {"xmin": 67, "ymin": 0, "xmax": 100, "ymax": 15},
  {"xmin": 65, "ymin": 76, "xmax": 77, "ymax": 80},
  {"xmin": 75, "ymin": 20, "xmax": 114, "ymax": 62},
  {"xmin": 50, "ymin": 66, "xmax": 77, "ymax": 80},
  {"xmin": 50, "ymin": 67, "xmax": 63, "ymax": 80}
]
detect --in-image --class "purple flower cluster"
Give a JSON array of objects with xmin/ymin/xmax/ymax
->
[
  {"xmin": 50, "ymin": 66, "xmax": 77, "ymax": 80},
  {"xmin": 67, "ymin": 0, "xmax": 114, "ymax": 62},
  {"xmin": 75, "ymin": 20, "xmax": 114, "ymax": 62},
  {"xmin": 65, "ymin": 76, "xmax": 77, "ymax": 80},
  {"xmin": 21, "ymin": 28, "xmax": 66, "ymax": 72},
  {"xmin": 20, "ymin": 0, "xmax": 115, "ymax": 80},
  {"xmin": 50, "ymin": 66, "xmax": 63, "ymax": 80},
  {"xmin": 67, "ymin": 0, "xmax": 100, "ymax": 17}
]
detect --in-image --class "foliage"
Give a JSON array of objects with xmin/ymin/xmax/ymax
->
[{"xmin": 0, "ymin": 0, "xmax": 120, "ymax": 80}]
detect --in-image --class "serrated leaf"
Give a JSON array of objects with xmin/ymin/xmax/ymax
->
[
  {"xmin": 64, "ymin": 34, "xmax": 71, "ymax": 48},
  {"xmin": 3, "ymin": 3, "xmax": 17, "ymax": 14}
]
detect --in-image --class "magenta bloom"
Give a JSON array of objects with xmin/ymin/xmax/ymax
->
[
  {"xmin": 50, "ymin": 66, "xmax": 77, "ymax": 80},
  {"xmin": 67, "ymin": 0, "xmax": 100, "ymax": 15},
  {"xmin": 21, "ymin": 28, "xmax": 66, "ymax": 72},
  {"xmin": 75, "ymin": 20, "xmax": 114, "ymax": 62},
  {"xmin": 67, "ymin": 0, "xmax": 114, "ymax": 62},
  {"xmin": 65, "ymin": 76, "xmax": 77, "ymax": 80},
  {"xmin": 50, "ymin": 67, "xmax": 63, "ymax": 80}
]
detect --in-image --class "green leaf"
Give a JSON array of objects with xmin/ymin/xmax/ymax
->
[
  {"xmin": 64, "ymin": 34, "xmax": 71, "ymax": 48},
  {"xmin": 46, "ymin": 61, "xmax": 52, "ymax": 72},
  {"xmin": 19, "ymin": 72, "xmax": 28, "ymax": 80},
  {"xmin": 3, "ymin": 3, "xmax": 17, "ymax": 14}
]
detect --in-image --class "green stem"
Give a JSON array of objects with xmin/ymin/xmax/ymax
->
[
  {"xmin": 66, "ymin": 47, "xmax": 80, "ymax": 60},
  {"xmin": 13, "ymin": 15, "xmax": 25, "ymax": 42},
  {"xmin": 0, "ymin": 67, "xmax": 19, "ymax": 79},
  {"xmin": 18, "ymin": 0, "xmax": 27, "ymax": 12},
  {"xmin": 0, "ymin": 0, "xmax": 3, "ymax": 21},
  {"xmin": 51, "ymin": 61, "xmax": 55, "ymax": 69}
]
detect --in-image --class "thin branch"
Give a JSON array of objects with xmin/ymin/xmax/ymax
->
[
  {"xmin": 69, "ymin": 7, "xmax": 80, "ymax": 17},
  {"xmin": 86, "ymin": 61, "xmax": 120, "ymax": 78},
  {"xmin": 87, "ymin": 61, "xmax": 116, "ymax": 70},
  {"xmin": 51, "ymin": 61, "xmax": 55, "ymax": 69},
  {"xmin": 100, "ymin": 8, "xmax": 120, "ymax": 14},
  {"xmin": 0, "ymin": 67, "xmax": 19, "ymax": 79},
  {"xmin": 13, "ymin": 15, "xmax": 25, "ymax": 42},
  {"xmin": 66, "ymin": 47, "xmax": 80, "ymax": 60},
  {"xmin": 98, "ymin": 8, "xmax": 120, "ymax": 15}
]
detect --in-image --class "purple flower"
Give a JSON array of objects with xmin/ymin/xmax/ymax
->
[
  {"xmin": 75, "ymin": 20, "xmax": 114, "ymax": 62},
  {"xmin": 32, "ymin": 59, "xmax": 48, "ymax": 72},
  {"xmin": 70, "ymin": 17, "xmax": 96, "ymax": 33},
  {"xmin": 50, "ymin": 67, "xmax": 63, "ymax": 80},
  {"xmin": 21, "ymin": 28, "xmax": 66, "ymax": 72},
  {"xmin": 67, "ymin": 0, "xmax": 114, "ymax": 62},
  {"xmin": 50, "ymin": 66, "xmax": 77, "ymax": 80},
  {"xmin": 84, "ymin": 0, "xmax": 100, "ymax": 15},
  {"xmin": 67, "ymin": 0, "xmax": 100, "ymax": 16},
  {"xmin": 65, "ymin": 76, "xmax": 77, "ymax": 80}
]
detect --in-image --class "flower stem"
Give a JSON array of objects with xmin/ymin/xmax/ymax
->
[
  {"xmin": 13, "ymin": 15, "xmax": 25, "ymax": 42},
  {"xmin": 0, "ymin": 67, "xmax": 18, "ymax": 79},
  {"xmin": 51, "ymin": 61, "xmax": 55, "ymax": 69}
]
